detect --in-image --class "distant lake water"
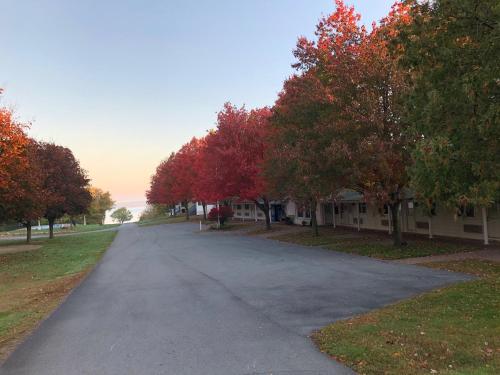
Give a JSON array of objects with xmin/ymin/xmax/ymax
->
[{"xmin": 105, "ymin": 201, "xmax": 147, "ymax": 224}]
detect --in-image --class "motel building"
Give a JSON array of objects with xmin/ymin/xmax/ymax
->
[
  {"xmin": 231, "ymin": 191, "xmax": 500, "ymax": 245},
  {"xmin": 193, "ymin": 202, "xmax": 215, "ymax": 216},
  {"xmin": 232, "ymin": 201, "xmax": 285, "ymax": 223}
]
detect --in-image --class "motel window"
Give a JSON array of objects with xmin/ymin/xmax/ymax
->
[
  {"xmin": 466, "ymin": 205, "xmax": 475, "ymax": 218},
  {"xmin": 305, "ymin": 209, "xmax": 311, "ymax": 219},
  {"xmin": 244, "ymin": 204, "xmax": 250, "ymax": 210},
  {"xmin": 359, "ymin": 203, "xmax": 367, "ymax": 214},
  {"xmin": 459, "ymin": 205, "xmax": 475, "ymax": 218},
  {"xmin": 414, "ymin": 201, "xmax": 436, "ymax": 216},
  {"xmin": 244, "ymin": 212, "xmax": 250, "ymax": 217},
  {"xmin": 297, "ymin": 208, "xmax": 304, "ymax": 218},
  {"xmin": 237, "ymin": 204, "xmax": 242, "ymax": 210},
  {"xmin": 431, "ymin": 202, "xmax": 437, "ymax": 216}
]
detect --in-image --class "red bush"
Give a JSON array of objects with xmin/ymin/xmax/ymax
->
[{"xmin": 208, "ymin": 206, "xmax": 234, "ymax": 225}]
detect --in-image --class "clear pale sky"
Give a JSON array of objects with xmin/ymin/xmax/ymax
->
[{"xmin": 1, "ymin": 0, "xmax": 394, "ymax": 202}]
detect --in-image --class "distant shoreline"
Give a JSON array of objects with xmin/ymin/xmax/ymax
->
[{"xmin": 105, "ymin": 201, "xmax": 147, "ymax": 224}]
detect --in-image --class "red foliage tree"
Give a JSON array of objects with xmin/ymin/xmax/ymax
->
[
  {"xmin": 147, "ymin": 154, "xmax": 176, "ymax": 207},
  {"xmin": 0, "ymin": 105, "xmax": 30, "ymax": 213},
  {"xmin": 207, "ymin": 205, "xmax": 234, "ymax": 226},
  {"xmin": 147, "ymin": 139, "xmax": 204, "ymax": 221},
  {"xmin": 147, "ymin": 105, "xmax": 273, "ymax": 228},
  {"xmin": 203, "ymin": 103, "xmax": 274, "ymax": 229},
  {"xmin": 36, "ymin": 142, "xmax": 92, "ymax": 238},
  {"xmin": 192, "ymin": 137, "xmax": 214, "ymax": 220},
  {"xmin": 288, "ymin": 0, "xmax": 412, "ymax": 244},
  {"xmin": 0, "ymin": 103, "xmax": 45, "ymax": 242},
  {"xmin": 266, "ymin": 71, "xmax": 348, "ymax": 236},
  {"xmin": 169, "ymin": 138, "xmax": 201, "ymax": 220},
  {"xmin": 1, "ymin": 141, "xmax": 46, "ymax": 242}
]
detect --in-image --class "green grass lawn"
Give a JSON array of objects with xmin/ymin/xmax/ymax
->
[
  {"xmin": 272, "ymin": 227, "xmax": 480, "ymax": 260},
  {"xmin": 0, "ymin": 231, "xmax": 117, "ymax": 360},
  {"xmin": 71, "ymin": 224, "xmax": 120, "ymax": 233},
  {"xmin": 245, "ymin": 223, "xmax": 287, "ymax": 236},
  {"xmin": 313, "ymin": 260, "xmax": 500, "ymax": 375},
  {"xmin": 137, "ymin": 215, "xmax": 202, "ymax": 227},
  {"xmin": 207, "ymin": 220, "xmax": 260, "ymax": 231},
  {"xmin": 0, "ymin": 224, "xmax": 120, "ymax": 238}
]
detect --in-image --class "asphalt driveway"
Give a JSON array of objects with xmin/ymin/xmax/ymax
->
[{"xmin": 1, "ymin": 223, "xmax": 470, "ymax": 375}]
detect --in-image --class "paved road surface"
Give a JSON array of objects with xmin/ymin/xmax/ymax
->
[{"xmin": 1, "ymin": 223, "xmax": 470, "ymax": 375}]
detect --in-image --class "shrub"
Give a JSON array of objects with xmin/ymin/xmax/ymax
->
[
  {"xmin": 139, "ymin": 204, "xmax": 169, "ymax": 221},
  {"xmin": 208, "ymin": 206, "xmax": 234, "ymax": 226}
]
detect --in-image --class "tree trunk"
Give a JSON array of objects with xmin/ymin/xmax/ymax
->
[
  {"xmin": 26, "ymin": 222, "xmax": 32, "ymax": 243},
  {"xmin": 184, "ymin": 201, "xmax": 190, "ymax": 221},
  {"xmin": 202, "ymin": 202, "xmax": 207, "ymax": 221},
  {"xmin": 356, "ymin": 203, "xmax": 360, "ymax": 231},
  {"xmin": 389, "ymin": 202, "xmax": 402, "ymax": 247},
  {"xmin": 263, "ymin": 204, "xmax": 271, "ymax": 230},
  {"xmin": 482, "ymin": 206, "xmax": 489, "ymax": 245},
  {"xmin": 311, "ymin": 200, "xmax": 319, "ymax": 237},
  {"xmin": 48, "ymin": 217, "xmax": 55, "ymax": 239},
  {"xmin": 254, "ymin": 198, "xmax": 271, "ymax": 230},
  {"xmin": 216, "ymin": 201, "xmax": 220, "ymax": 228},
  {"xmin": 332, "ymin": 201, "xmax": 336, "ymax": 229}
]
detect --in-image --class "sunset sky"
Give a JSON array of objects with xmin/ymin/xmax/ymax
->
[{"xmin": 1, "ymin": 0, "xmax": 394, "ymax": 202}]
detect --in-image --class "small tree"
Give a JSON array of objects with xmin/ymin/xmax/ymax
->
[
  {"xmin": 0, "ymin": 105, "xmax": 30, "ymax": 225},
  {"xmin": 37, "ymin": 142, "xmax": 92, "ymax": 239},
  {"xmin": 139, "ymin": 204, "xmax": 168, "ymax": 221},
  {"xmin": 0, "ymin": 140, "xmax": 45, "ymax": 243},
  {"xmin": 88, "ymin": 187, "xmax": 115, "ymax": 225},
  {"xmin": 10, "ymin": 141, "xmax": 45, "ymax": 242},
  {"xmin": 111, "ymin": 207, "xmax": 133, "ymax": 224},
  {"xmin": 0, "ymin": 105, "xmax": 29, "ymax": 195},
  {"xmin": 207, "ymin": 206, "xmax": 233, "ymax": 226}
]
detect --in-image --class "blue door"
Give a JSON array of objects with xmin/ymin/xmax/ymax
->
[{"xmin": 272, "ymin": 205, "xmax": 283, "ymax": 222}]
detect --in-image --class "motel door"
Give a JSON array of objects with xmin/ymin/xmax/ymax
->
[
  {"xmin": 404, "ymin": 201, "xmax": 416, "ymax": 232},
  {"xmin": 272, "ymin": 205, "xmax": 283, "ymax": 222},
  {"xmin": 324, "ymin": 203, "xmax": 333, "ymax": 225}
]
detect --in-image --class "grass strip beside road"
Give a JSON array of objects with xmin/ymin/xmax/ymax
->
[
  {"xmin": 313, "ymin": 260, "xmax": 500, "ymax": 374},
  {"xmin": 0, "ymin": 224, "xmax": 120, "ymax": 238},
  {"xmin": 137, "ymin": 215, "xmax": 198, "ymax": 227},
  {"xmin": 271, "ymin": 227, "xmax": 480, "ymax": 260},
  {"xmin": 0, "ymin": 230, "xmax": 117, "ymax": 361}
]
